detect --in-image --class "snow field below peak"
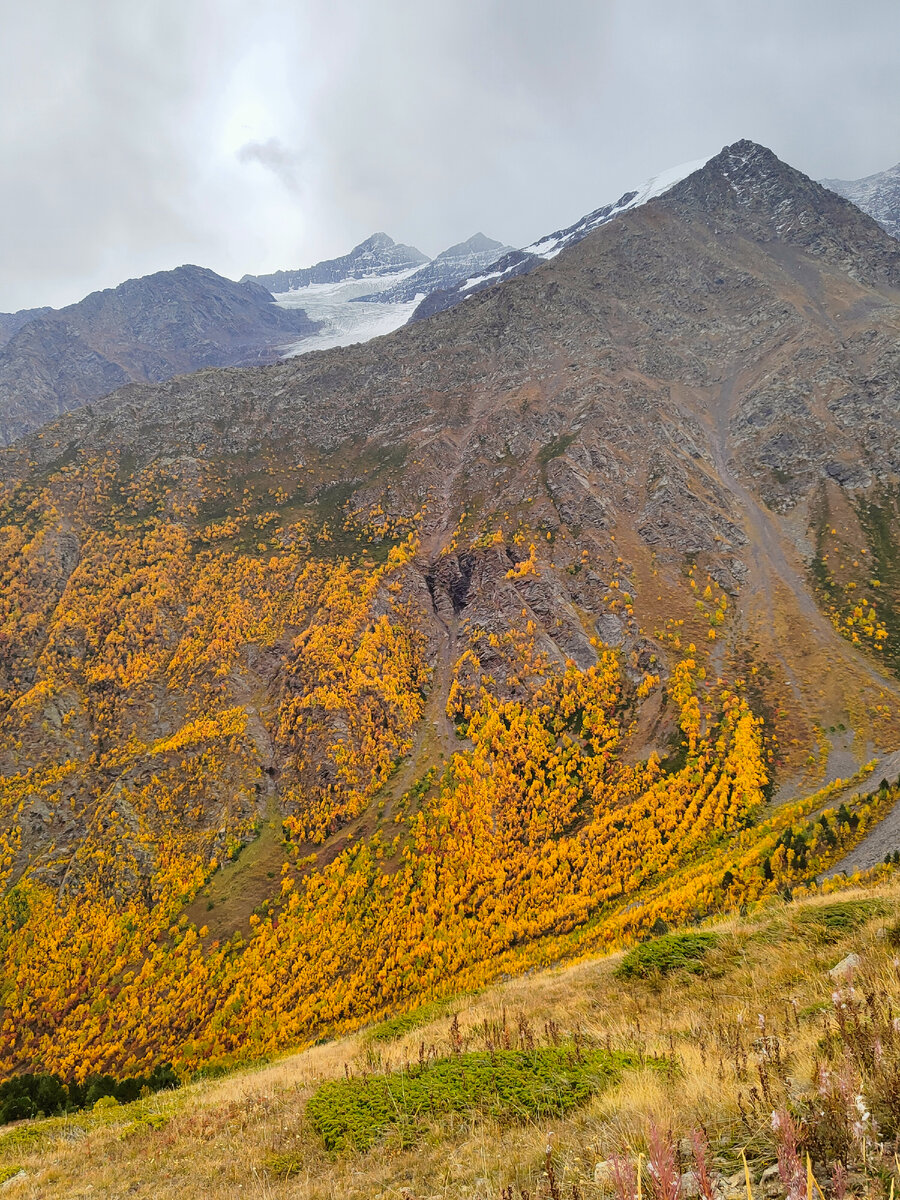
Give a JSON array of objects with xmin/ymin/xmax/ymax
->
[{"xmin": 274, "ymin": 271, "xmax": 424, "ymax": 357}]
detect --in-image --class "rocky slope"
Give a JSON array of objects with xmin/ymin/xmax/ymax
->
[
  {"xmin": 241, "ymin": 232, "xmax": 428, "ymax": 292},
  {"xmin": 4, "ymin": 137, "xmax": 900, "ymax": 872},
  {"xmin": 0, "ymin": 265, "xmax": 320, "ymax": 445},
  {"xmin": 823, "ymin": 161, "xmax": 900, "ymax": 240},
  {"xmin": 0, "ymin": 305, "xmax": 52, "ymax": 348},
  {"xmin": 3, "ymin": 139, "xmax": 900, "ymax": 1078},
  {"xmin": 412, "ymin": 155, "xmax": 712, "ymax": 320}
]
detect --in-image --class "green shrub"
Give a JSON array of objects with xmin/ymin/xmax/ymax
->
[
  {"xmin": 0, "ymin": 1062, "xmax": 179, "ymax": 1126},
  {"xmin": 614, "ymin": 931, "xmax": 720, "ymax": 979},
  {"xmin": 794, "ymin": 899, "xmax": 889, "ymax": 943},
  {"xmin": 0, "ymin": 1074, "xmax": 67, "ymax": 1124},
  {"xmin": 305, "ymin": 1046, "xmax": 644, "ymax": 1153}
]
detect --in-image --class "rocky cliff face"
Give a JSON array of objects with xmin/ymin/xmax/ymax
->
[
  {"xmin": 823, "ymin": 161, "xmax": 900, "ymax": 240},
  {"xmin": 0, "ymin": 306, "xmax": 52, "ymax": 348},
  {"xmin": 0, "ymin": 265, "xmax": 320, "ymax": 445},
  {"xmin": 0, "ymin": 318, "xmax": 130, "ymax": 446},
  {"xmin": 242, "ymin": 232, "xmax": 429, "ymax": 292}
]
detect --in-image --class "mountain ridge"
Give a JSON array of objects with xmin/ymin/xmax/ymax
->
[
  {"xmin": 3, "ymin": 139, "xmax": 900, "ymax": 1083},
  {"xmin": 823, "ymin": 160, "xmax": 900, "ymax": 240},
  {"xmin": 351, "ymin": 232, "xmax": 514, "ymax": 305},
  {"xmin": 411, "ymin": 153, "xmax": 715, "ymax": 321},
  {"xmin": 241, "ymin": 232, "xmax": 429, "ymax": 293},
  {"xmin": 0, "ymin": 264, "xmax": 320, "ymax": 445}
]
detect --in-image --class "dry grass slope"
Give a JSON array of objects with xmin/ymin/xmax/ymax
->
[{"xmin": 5, "ymin": 877, "xmax": 900, "ymax": 1199}]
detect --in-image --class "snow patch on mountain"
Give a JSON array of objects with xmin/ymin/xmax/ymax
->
[
  {"xmin": 276, "ymin": 272, "xmax": 424, "ymax": 357},
  {"xmin": 411, "ymin": 154, "xmax": 714, "ymax": 323},
  {"xmin": 822, "ymin": 163, "xmax": 900, "ymax": 240},
  {"xmin": 523, "ymin": 156, "xmax": 713, "ymax": 258}
]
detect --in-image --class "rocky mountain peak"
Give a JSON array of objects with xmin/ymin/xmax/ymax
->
[
  {"xmin": 822, "ymin": 160, "xmax": 900, "ymax": 240},
  {"xmin": 663, "ymin": 139, "xmax": 900, "ymax": 287},
  {"xmin": 357, "ymin": 231, "xmax": 400, "ymax": 252},
  {"xmin": 665, "ymin": 140, "xmax": 820, "ymax": 215},
  {"xmin": 242, "ymin": 234, "xmax": 429, "ymax": 293},
  {"xmin": 434, "ymin": 232, "xmax": 507, "ymax": 260},
  {"xmin": 0, "ymin": 264, "xmax": 320, "ymax": 445}
]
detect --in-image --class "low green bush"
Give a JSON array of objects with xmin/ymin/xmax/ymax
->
[
  {"xmin": 306, "ymin": 1046, "xmax": 644, "ymax": 1153},
  {"xmin": 614, "ymin": 931, "xmax": 720, "ymax": 979},
  {"xmin": 794, "ymin": 899, "xmax": 889, "ymax": 943}
]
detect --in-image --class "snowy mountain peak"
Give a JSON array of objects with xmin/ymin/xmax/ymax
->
[
  {"xmin": 356, "ymin": 232, "xmax": 396, "ymax": 251},
  {"xmin": 354, "ymin": 233, "xmax": 514, "ymax": 306},
  {"xmin": 271, "ymin": 231, "xmax": 514, "ymax": 356},
  {"xmin": 822, "ymin": 161, "xmax": 900, "ymax": 240},
  {"xmin": 242, "ymin": 234, "xmax": 428, "ymax": 294},
  {"xmin": 434, "ymin": 233, "xmax": 507, "ymax": 261}
]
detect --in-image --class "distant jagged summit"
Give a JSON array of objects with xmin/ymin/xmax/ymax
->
[
  {"xmin": 822, "ymin": 161, "xmax": 900, "ymax": 241},
  {"xmin": 353, "ymin": 232, "xmax": 514, "ymax": 304},
  {"xmin": 243, "ymin": 232, "xmax": 515, "ymax": 359},
  {"xmin": 242, "ymin": 233, "xmax": 429, "ymax": 293},
  {"xmin": 440, "ymin": 232, "xmax": 505, "ymax": 257}
]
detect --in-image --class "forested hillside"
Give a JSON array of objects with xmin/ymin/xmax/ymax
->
[{"xmin": 2, "ymin": 142, "xmax": 900, "ymax": 1082}]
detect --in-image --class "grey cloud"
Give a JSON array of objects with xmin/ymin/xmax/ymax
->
[
  {"xmin": 237, "ymin": 139, "xmax": 304, "ymax": 196},
  {"xmin": 1, "ymin": 0, "xmax": 899, "ymax": 310}
]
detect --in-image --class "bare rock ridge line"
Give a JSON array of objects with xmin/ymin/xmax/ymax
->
[{"xmin": 0, "ymin": 265, "xmax": 321, "ymax": 446}]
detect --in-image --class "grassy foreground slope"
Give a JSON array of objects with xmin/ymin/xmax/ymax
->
[{"xmin": 3, "ymin": 876, "xmax": 900, "ymax": 1198}]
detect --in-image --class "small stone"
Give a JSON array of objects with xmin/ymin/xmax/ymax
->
[
  {"xmin": 681, "ymin": 1170, "xmax": 701, "ymax": 1197},
  {"xmin": 761, "ymin": 1165, "xmax": 780, "ymax": 1182},
  {"xmin": 829, "ymin": 951, "xmax": 862, "ymax": 979},
  {"xmin": 0, "ymin": 1173, "xmax": 26, "ymax": 1191}
]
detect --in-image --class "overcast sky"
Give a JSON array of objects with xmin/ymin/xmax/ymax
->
[{"xmin": 1, "ymin": 0, "xmax": 898, "ymax": 310}]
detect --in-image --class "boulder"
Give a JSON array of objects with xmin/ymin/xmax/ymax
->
[{"xmin": 828, "ymin": 952, "xmax": 862, "ymax": 979}]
